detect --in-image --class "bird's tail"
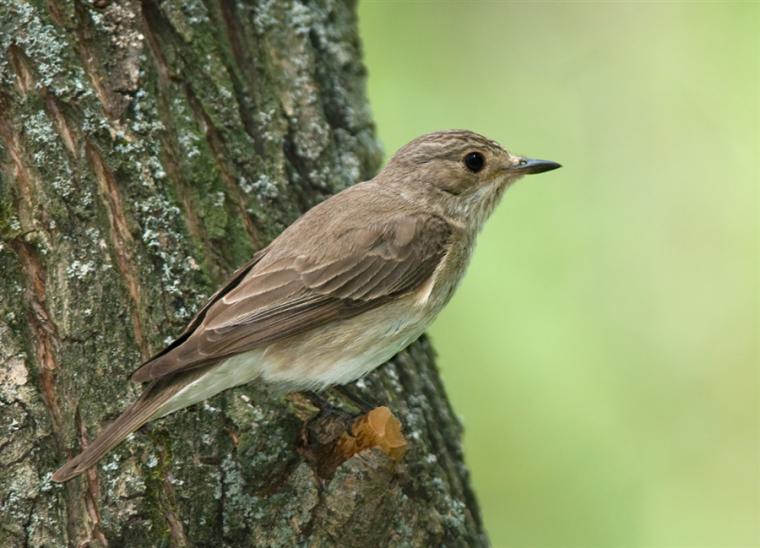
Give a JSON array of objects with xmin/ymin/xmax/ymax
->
[{"xmin": 52, "ymin": 369, "xmax": 207, "ymax": 482}]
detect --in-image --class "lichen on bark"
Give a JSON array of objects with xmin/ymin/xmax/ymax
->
[{"xmin": 0, "ymin": 0, "xmax": 487, "ymax": 546}]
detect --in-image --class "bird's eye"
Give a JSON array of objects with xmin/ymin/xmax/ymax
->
[{"xmin": 463, "ymin": 151, "xmax": 485, "ymax": 173}]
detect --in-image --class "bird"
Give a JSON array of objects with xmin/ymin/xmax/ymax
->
[{"xmin": 52, "ymin": 129, "xmax": 560, "ymax": 482}]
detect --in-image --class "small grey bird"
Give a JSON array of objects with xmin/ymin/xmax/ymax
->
[{"xmin": 52, "ymin": 129, "xmax": 560, "ymax": 482}]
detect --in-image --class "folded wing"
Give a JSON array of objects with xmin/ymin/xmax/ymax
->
[{"xmin": 131, "ymin": 213, "xmax": 451, "ymax": 382}]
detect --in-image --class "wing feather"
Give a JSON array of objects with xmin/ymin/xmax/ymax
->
[{"xmin": 131, "ymin": 213, "xmax": 451, "ymax": 383}]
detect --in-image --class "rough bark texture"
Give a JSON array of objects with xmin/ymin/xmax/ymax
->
[{"xmin": 0, "ymin": 1, "xmax": 486, "ymax": 546}]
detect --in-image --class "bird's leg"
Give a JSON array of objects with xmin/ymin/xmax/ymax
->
[
  {"xmin": 300, "ymin": 390, "xmax": 339, "ymax": 414},
  {"xmin": 296, "ymin": 387, "xmax": 407, "ymax": 479},
  {"xmin": 333, "ymin": 384, "xmax": 382, "ymax": 413}
]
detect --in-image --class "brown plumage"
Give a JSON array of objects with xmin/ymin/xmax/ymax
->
[
  {"xmin": 52, "ymin": 130, "xmax": 560, "ymax": 482},
  {"xmin": 131, "ymin": 210, "xmax": 452, "ymax": 383}
]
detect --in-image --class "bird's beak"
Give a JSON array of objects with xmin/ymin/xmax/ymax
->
[{"xmin": 510, "ymin": 157, "xmax": 562, "ymax": 174}]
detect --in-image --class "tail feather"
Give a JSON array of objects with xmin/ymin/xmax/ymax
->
[{"xmin": 52, "ymin": 370, "xmax": 204, "ymax": 482}]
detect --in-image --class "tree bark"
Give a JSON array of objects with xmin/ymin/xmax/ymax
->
[{"xmin": 0, "ymin": 0, "xmax": 486, "ymax": 546}]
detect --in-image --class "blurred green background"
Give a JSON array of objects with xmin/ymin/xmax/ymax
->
[{"xmin": 359, "ymin": 3, "xmax": 758, "ymax": 547}]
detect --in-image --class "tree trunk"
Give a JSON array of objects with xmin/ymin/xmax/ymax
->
[{"xmin": 0, "ymin": 1, "xmax": 486, "ymax": 546}]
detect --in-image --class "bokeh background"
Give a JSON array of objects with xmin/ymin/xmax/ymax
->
[{"xmin": 359, "ymin": 3, "xmax": 758, "ymax": 547}]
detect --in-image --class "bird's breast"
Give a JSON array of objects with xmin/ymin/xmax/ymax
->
[
  {"xmin": 179, "ymin": 233, "xmax": 476, "ymax": 394},
  {"xmin": 414, "ymin": 231, "xmax": 473, "ymax": 312}
]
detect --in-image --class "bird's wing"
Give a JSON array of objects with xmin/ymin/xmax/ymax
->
[
  {"xmin": 136, "ymin": 247, "xmax": 270, "ymax": 367},
  {"xmin": 131, "ymin": 213, "xmax": 451, "ymax": 382}
]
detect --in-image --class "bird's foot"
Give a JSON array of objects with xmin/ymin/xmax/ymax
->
[
  {"xmin": 295, "ymin": 389, "xmax": 406, "ymax": 479},
  {"xmin": 332, "ymin": 384, "xmax": 384, "ymax": 413},
  {"xmin": 300, "ymin": 390, "xmax": 339, "ymax": 413}
]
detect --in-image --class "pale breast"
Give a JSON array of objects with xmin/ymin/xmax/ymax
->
[
  {"xmin": 257, "ymin": 296, "xmax": 431, "ymax": 389},
  {"xmin": 257, "ymin": 239, "xmax": 472, "ymax": 390},
  {"xmin": 156, "ymin": 298, "xmax": 433, "ymax": 415},
  {"xmin": 157, "ymin": 238, "xmax": 473, "ymax": 414}
]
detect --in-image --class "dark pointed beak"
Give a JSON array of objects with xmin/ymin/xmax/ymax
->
[{"xmin": 511, "ymin": 157, "xmax": 562, "ymax": 174}]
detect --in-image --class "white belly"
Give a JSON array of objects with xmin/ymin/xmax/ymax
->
[
  {"xmin": 257, "ymin": 297, "xmax": 432, "ymax": 389},
  {"xmin": 153, "ymin": 296, "xmax": 434, "ymax": 417},
  {"xmin": 153, "ymin": 242, "xmax": 465, "ymax": 418}
]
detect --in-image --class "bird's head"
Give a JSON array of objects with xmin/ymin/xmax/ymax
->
[{"xmin": 384, "ymin": 129, "xmax": 561, "ymax": 228}]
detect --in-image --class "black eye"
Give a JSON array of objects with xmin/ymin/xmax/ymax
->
[{"xmin": 463, "ymin": 151, "xmax": 485, "ymax": 173}]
